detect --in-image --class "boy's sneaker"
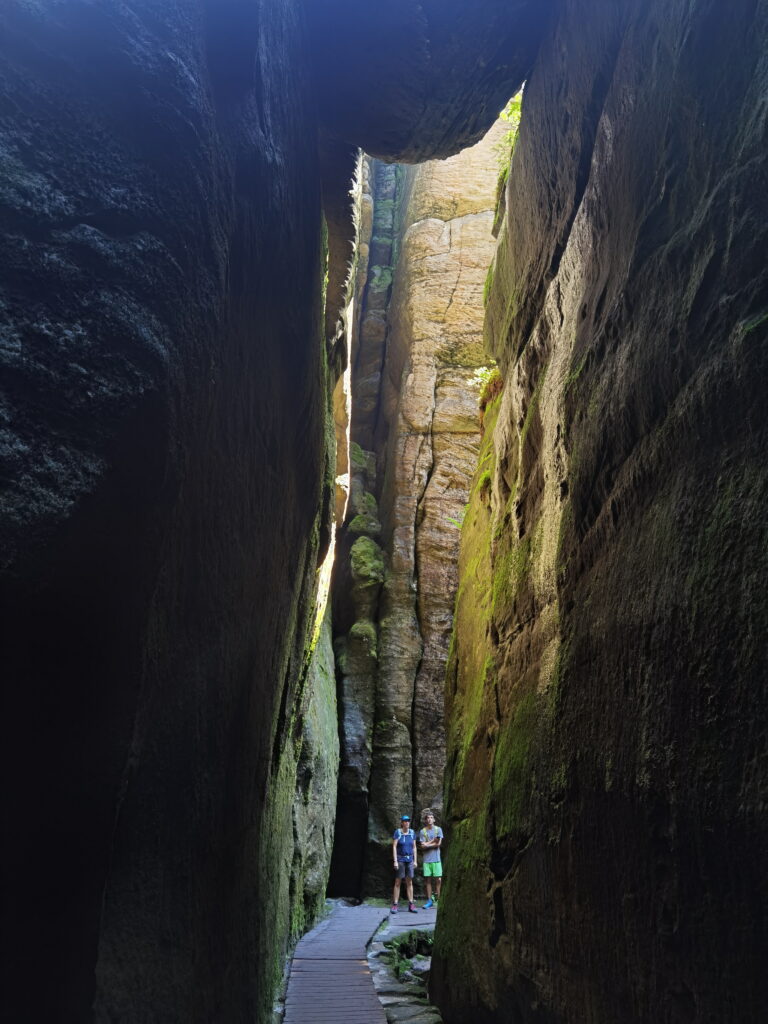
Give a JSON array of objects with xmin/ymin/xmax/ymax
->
[
  {"xmin": 390, "ymin": 904, "xmax": 398, "ymax": 914},
  {"xmin": 408, "ymin": 902, "xmax": 418, "ymax": 913},
  {"xmin": 423, "ymin": 899, "xmax": 434, "ymax": 910}
]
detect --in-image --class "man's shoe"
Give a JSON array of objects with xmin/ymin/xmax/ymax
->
[
  {"xmin": 423, "ymin": 899, "xmax": 433, "ymax": 909},
  {"xmin": 408, "ymin": 902, "xmax": 418, "ymax": 913},
  {"xmin": 390, "ymin": 904, "xmax": 398, "ymax": 914}
]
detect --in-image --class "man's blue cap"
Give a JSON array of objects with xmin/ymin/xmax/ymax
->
[{"xmin": 401, "ymin": 814, "xmax": 410, "ymax": 820}]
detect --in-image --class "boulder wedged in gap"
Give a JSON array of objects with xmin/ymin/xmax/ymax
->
[{"xmin": 308, "ymin": 0, "xmax": 555, "ymax": 162}]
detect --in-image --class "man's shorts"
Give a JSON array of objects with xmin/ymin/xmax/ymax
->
[
  {"xmin": 396, "ymin": 859, "xmax": 415, "ymax": 879},
  {"xmin": 423, "ymin": 862, "xmax": 442, "ymax": 878}
]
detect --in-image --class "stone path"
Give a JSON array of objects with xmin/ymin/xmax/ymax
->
[
  {"xmin": 283, "ymin": 904, "xmax": 388, "ymax": 1023},
  {"xmin": 381, "ymin": 906, "xmax": 437, "ymax": 935}
]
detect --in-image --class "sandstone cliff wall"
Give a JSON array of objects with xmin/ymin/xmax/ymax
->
[
  {"xmin": 433, "ymin": 2, "xmax": 768, "ymax": 1021},
  {"xmin": 330, "ymin": 125, "xmax": 507, "ymax": 895},
  {"xmin": 370, "ymin": 123, "xmax": 509, "ymax": 885}
]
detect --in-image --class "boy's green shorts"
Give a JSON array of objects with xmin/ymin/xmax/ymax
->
[{"xmin": 423, "ymin": 862, "xmax": 442, "ymax": 878}]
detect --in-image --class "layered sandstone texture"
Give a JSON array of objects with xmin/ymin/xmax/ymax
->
[{"xmin": 433, "ymin": 2, "xmax": 768, "ymax": 1022}]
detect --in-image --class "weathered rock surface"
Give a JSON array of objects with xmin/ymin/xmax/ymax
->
[
  {"xmin": 433, "ymin": 2, "xmax": 768, "ymax": 1022},
  {"xmin": 393, "ymin": 129, "xmax": 509, "ymax": 824}
]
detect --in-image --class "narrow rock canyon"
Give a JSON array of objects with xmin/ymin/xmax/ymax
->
[
  {"xmin": 0, "ymin": 2, "xmax": 766, "ymax": 1023},
  {"xmin": 330, "ymin": 124, "xmax": 506, "ymax": 898}
]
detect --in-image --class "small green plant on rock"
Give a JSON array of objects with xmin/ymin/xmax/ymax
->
[
  {"xmin": 494, "ymin": 92, "xmax": 523, "ymax": 173},
  {"xmin": 473, "ymin": 366, "xmax": 503, "ymax": 427},
  {"xmin": 446, "ymin": 503, "xmax": 469, "ymax": 529},
  {"xmin": 383, "ymin": 929, "xmax": 434, "ymax": 978}
]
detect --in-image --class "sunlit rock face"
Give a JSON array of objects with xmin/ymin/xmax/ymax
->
[
  {"xmin": 329, "ymin": 127, "xmax": 505, "ymax": 897},
  {"xmin": 433, "ymin": 2, "xmax": 768, "ymax": 1021},
  {"xmin": 369, "ymin": 125, "xmax": 509, "ymax": 888}
]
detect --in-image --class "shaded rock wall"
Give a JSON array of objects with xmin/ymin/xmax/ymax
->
[
  {"xmin": 433, "ymin": 1, "xmax": 768, "ymax": 1021},
  {"xmin": 328, "ymin": 161, "xmax": 396, "ymax": 897},
  {"xmin": 0, "ymin": 3, "xmax": 333, "ymax": 1021},
  {"xmin": 288, "ymin": 612, "xmax": 340, "ymax": 939},
  {"xmin": 308, "ymin": 0, "xmax": 555, "ymax": 162}
]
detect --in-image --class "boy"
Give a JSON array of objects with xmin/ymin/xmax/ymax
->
[
  {"xmin": 391, "ymin": 814, "xmax": 418, "ymax": 914},
  {"xmin": 418, "ymin": 809, "xmax": 443, "ymax": 909}
]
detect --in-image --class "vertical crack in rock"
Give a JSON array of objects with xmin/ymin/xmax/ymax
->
[{"xmin": 411, "ymin": 369, "xmax": 438, "ymax": 812}]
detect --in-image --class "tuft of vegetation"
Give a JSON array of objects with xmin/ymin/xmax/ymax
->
[
  {"xmin": 383, "ymin": 929, "xmax": 434, "ymax": 979},
  {"xmin": 349, "ymin": 441, "xmax": 368, "ymax": 469},
  {"xmin": 494, "ymin": 92, "xmax": 523, "ymax": 172},
  {"xmin": 744, "ymin": 310, "xmax": 768, "ymax": 334},
  {"xmin": 447, "ymin": 504, "xmax": 469, "ymax": 529},
  {"xmin": 492, "ymin": 91, "xmax": 523, "ymax": 234},
  {"xmin": 476, "ymin": 470, "xmax": 493, "ymax": 501},
  {"xmin": 472, "ymin": 366, "xmax": 504, "ymax": 427},
  {"xmin": 369, "ymin": 264, "xmax": 393, "ymax": 293}
]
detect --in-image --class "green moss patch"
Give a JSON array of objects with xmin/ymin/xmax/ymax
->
[
  {"xmin": 491, "ymin": 692, "xmax": 539, "ymax": 834},
  {"xmin": 350, "ymin": 536, "xmax": 385, "ymax": 583},
  {"xmin": 349, "ymin": 441, "xmax": 368, "ymax": 469},
  {"xmin": 348, "ymin": 512, "xmax": 382, "ymax": 536},
  {"xmin": 369, "ymin": 264, "xmax": 393, "ymax": 293},
  {"xmin": 483, "ymin": 262, "xmax": 495, "ymax": 307}
]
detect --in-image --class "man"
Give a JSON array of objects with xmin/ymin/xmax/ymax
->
[
  {"xmin": 418, "ymin": 809, "xmax": 443, "ymax": 909},
  {"xmin": 391, "ymin": 814, "xmax": 418, "ymax": 914}
]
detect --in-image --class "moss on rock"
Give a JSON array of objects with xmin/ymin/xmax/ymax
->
[{"xmin": 350, "ymin": 535, "xmax": 385, "ymax": 583}]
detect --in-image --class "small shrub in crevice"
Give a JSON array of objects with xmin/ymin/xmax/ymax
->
[
  {"xmin": 479, "ymin": 367, "xmax": 504, "ymax": 427},
  {"xmin": 383, "ymin": 929, "xmax": 434, "ymax": 979}
]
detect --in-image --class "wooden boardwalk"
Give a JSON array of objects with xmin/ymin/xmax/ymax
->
[{"xmin": 283, "ymin": 903, "xmax": 388, "ymax": 1023}]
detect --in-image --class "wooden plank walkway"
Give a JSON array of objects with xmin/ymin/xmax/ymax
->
[{"xmin": 283, "ymin": 903, "xmax": 388, "ymax": 1023}]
